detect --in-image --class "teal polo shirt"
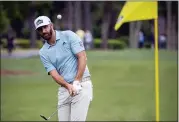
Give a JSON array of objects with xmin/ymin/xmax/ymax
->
[{"xmin": 39, "ymin": 30, "xmax": 91, "ymax": 83}]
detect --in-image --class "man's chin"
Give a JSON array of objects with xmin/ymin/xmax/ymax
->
[{"xmin": 42, "ymin": 36, "xmax": 51, "ymax": 40}]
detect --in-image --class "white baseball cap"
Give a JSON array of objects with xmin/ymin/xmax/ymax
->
[{"xmin": 34, "ymin": 16, "xmax": 51, "ymax": 30}]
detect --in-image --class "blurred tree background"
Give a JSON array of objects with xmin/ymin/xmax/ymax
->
[{"xmin": 0, "ymin": 1, "xmax": 178, "ymax": 50}]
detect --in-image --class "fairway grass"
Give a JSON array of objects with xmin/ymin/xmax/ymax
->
[{"xmin": 1, "ymin": 49, "xmax": 177, "ymax": 121}]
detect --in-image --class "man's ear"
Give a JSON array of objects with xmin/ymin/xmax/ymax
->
[{"xmin": 51, "ymin": 23, "xmax": 54, "ymax": 29}]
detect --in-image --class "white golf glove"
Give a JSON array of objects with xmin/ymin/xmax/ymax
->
[{"xmin": 72, "ymin": 80, "xmax": 82, "ymax": 95}]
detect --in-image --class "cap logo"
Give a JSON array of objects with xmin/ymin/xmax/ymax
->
[{"xmin": 36, "ymin": 19, "xmax": 43, "ymax": 26}]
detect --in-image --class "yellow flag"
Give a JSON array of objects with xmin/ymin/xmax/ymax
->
[{"xmin": 114, "ymin": 1, "xmax": 158, "ymax": 30}]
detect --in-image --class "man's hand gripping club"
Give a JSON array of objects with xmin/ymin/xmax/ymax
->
[
  {"xmin": 49, "ymin": 70, "xmax": 81, "ymax": 96},
  {"xmin": 65, "ymin": 81, "xmax": 82, "ymax": 96},
  {"xmin": 72, "ymin": 80, "xmax": 82, "ymax": 95}
]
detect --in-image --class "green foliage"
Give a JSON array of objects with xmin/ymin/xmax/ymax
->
[
  {"xmin": 117, "ymin": 36, "xmax": 129, "ymax": 46},
  {"xmin": 22, "ymin": 28, "xmax": 30, "ymax": 39},
  {"xmin": 144, "ymin": 41, "xmax": 152, "ymax": 49},
  {"xmin": 93, "ymin": 38, "xmax": 101, "ymax": 48},
  {"xmin": 94, "ymin": 38, "xmax": 127, "ymax": 49},
  {"xmin": 142, "ymin": 21, "xmax": 152, "ymax": 37},
  {"xmin": 92, "ymin": 25, "xmax": 101, "ymax": 38},
  {"xmin": 1, "ymin": 37, "xmax": 154, "ymax": 50},
  {"xmin": 16, "ymin": 39, "xmax": 43, "ymax": 48},
  {"xmin": 1, "ymin": 38, "xmax": 43, "ymax": 49},
  {"xmin": 2, "ymin": 38, "xmax": 127, "ymax": 50},
  {"xmin": 0, "ymin": 4, "xmax": 10, "ymax": 34}
]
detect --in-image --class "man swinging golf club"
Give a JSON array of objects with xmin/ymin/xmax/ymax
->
[{"xmin": 34, "ymin": 15, "xmax": 93, "ymax": 121}]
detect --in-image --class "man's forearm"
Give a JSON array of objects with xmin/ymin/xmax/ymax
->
[
  {"xmin": 50, "ymin": 70, "xmax": 69, "ymax": 87},
  {"xmin": 52, "ymin": 75, "xmax": 69, "ymax": 87},
  {"xmin": 75, "ymin": 55, "xmax": 86, "ymax": 81}
]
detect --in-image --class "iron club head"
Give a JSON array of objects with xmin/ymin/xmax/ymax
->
[
  {"xmin": 40, "ymin": 107, "xmax": 58, "ymax": 121},
  {"xmin": 40, "ymin": 114, "xmax": 48, "ymax": 121}
]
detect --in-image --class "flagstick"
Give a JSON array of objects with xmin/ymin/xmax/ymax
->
[{"xmin": 154, "ymin": 18, "xmax": 159, "ymax": 122}]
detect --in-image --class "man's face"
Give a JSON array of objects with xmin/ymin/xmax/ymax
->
[{"xmin": 37, "ymin": 24, "xmax": 53, "ymax": 40}]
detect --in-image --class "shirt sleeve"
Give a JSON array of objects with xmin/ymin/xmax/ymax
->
[
  {"xmin": 67, "ymin": 31, "xmax": 85, "ymax": 54},
  {"xmin": 39, "ymin": 52, "xmax": 56, "ymax": 75}
]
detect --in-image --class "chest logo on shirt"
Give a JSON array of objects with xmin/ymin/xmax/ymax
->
[{"xmin": 63, "ymin": 42, "xmax": 66, "ymax": 45}]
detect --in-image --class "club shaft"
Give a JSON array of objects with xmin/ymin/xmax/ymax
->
[{"xmin": 48, "ymin": 108, "xmax": 58, "ymax": 119}]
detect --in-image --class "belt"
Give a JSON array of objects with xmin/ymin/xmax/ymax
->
[
  {"xmin": 81, "ymin": 76, "xmax": 91, "ymax": 82},
  {"xmin": 70, "ymin": 76, "xmax": 91, "ymax": 84},
  {"xmin": 61, "ymin": 76, "xmax": 91, "ymax": 87}
]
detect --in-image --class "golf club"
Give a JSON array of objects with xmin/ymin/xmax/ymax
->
[{"xmin": 40, "ymin": 108, "xmax": 58, "ymax": 121}]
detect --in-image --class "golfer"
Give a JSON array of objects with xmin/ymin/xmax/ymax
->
[{"xmin": 34, "ymin": 16, "xmax": 93, "ymax": 121}]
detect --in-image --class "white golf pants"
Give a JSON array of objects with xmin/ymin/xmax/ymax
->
[{"xmin": 57, "ymin": 78, "xmax": 93, "ymax": 121}]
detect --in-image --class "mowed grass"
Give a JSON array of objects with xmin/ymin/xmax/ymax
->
[{"xmin": 1, "ymin": 49, "xmax": 177, "ymax": 121}]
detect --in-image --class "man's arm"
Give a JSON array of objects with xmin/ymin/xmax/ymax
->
[
  {"xmin": 50, "ymin": 69, "xmax": 77, "ymax": 96},
  {"xmin": 74, "ymin": 51, "xmax": 87, "ymax": 81},
  {"xmin": 39, "ymin": 51, "xmax": 76, "ymax": 96},
  {"xmin": 39, "ymin": 52, "xmax": 70, "ymax": 88},
  {"xmin": 65, "ymin": 30, "xmax": 87, "ymax": 82},
  {"xmin": 49, "ymin": 69, "xmax": 70, "ymax": 87}
]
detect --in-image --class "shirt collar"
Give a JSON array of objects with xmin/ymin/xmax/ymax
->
[{"xmin": 44, "ymin": 30, "xmax": 61, "ymax": 49}]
